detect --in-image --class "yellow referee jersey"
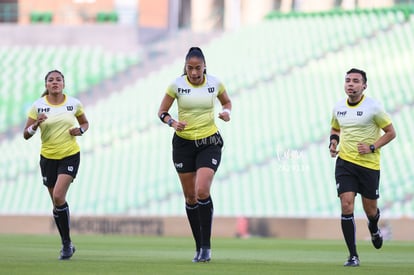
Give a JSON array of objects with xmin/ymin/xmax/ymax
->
[
  {"xmin": 28, "ymin": 95, "xmax": 84, "ymax": 159},
  {"xmin": 331, "ymin": 95, "xmax": 392, "ymax": 170},
  {"xmin": 166, "ymin": 74, "xmax": 226, "ymax": 140}
]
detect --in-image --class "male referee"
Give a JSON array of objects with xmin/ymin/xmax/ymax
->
[{"xmin": 329, "ymin": 68, "xmax": 396, "ymax": 267}]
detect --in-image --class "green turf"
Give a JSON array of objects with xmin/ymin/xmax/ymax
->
[{"xmin": 0, "ymin": 234, "xmax": 413, "ymax": 275}]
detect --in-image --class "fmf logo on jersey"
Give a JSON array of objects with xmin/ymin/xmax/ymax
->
[
  {"xmin": 208, "ymin": 87, "xmax": 215, "ymax": 93},
  {"xmin": 337, "ymin": 111, "xmax": 347, "ymax": 117},
  {"xmin": 38, "ymin": 107, "xmax": 50, "ymax": 113},
  {"xmin": 357, "ymin": 111, "xmax": 363, "ymax": 116},
  {"xmin": 67, "ymin": 106, "xmax": 74, "ymax": 111},
  {"xmin": 178, "ymin": 88, "xmax": 191, "ymax": 94}
]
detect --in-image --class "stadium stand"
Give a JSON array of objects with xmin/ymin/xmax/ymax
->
[
  {"xmin": 0, "ymin": 6, "xmax": 413, "ymax": 218},
  {"xmin": 0, "ymin": 45, "xmax": 140, "ymax": 134}
]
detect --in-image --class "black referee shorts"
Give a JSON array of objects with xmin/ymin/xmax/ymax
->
[
  {"xmin": 335, "ymin": 157, "xmax": 380, "ymax": 199},
  {"xmin": 172, "ymin": 132, "xmax": 224, "ymax": 173},
  {"xmin": 39, "ymin": 152, "xmax": 80, "ymax": 187}
]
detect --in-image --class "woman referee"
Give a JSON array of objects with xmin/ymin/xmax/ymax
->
[
  {"xmin": 23, "ymin": 70, "xmax": 89, "ymax": 260},
  {"xmin": 158, "ymin": 47, "xmax": 232, "ymax": 262}
]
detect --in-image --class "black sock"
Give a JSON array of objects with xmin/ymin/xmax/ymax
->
[
  {"xmin": 56, "ymin": 202, "xmax": 71, "ymax": 244},
  {"xmin": 341, "ymin": 213, "xmax": 358, "ymax": 257},
  {"xmin": 53, "ymin": 209, "xmax": 64, "ymax": 240},
  {"xmin": 186, "ymin": 203, "xmax": 201, "ymax": 251},
  {"xmin": 368, "ymin": 208, "xmax": 380, "ymax": 234},
  {"xmin": 198, "ymin": 196, "xmax": 214, "ymax": 249}
]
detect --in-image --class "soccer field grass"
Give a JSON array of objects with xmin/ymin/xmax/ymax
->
[{"xmin": 0, "ymin": 234, "xmax": 413, "ymax": 275}]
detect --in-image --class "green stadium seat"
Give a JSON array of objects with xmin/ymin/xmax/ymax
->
[
  {"xmin": 1, "ymin": 8, "xmax": 413, "ymax": 217},
  {"xmin": 0, "ymin": 45, "xmax": 140, "ymax": 133}
]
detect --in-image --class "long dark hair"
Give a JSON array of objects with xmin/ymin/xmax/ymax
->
[
  {"xmin": 182, "ymin": 47, "xmax": 207, "ymax": 75},
  {"xmin": 41, "ymin": 70, "xmax": 65, "ymax": 97}
]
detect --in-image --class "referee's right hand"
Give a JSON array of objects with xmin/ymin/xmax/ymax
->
[{"xmin": 329, "ymin": 143, "xmax": 339, "ymax": 158}]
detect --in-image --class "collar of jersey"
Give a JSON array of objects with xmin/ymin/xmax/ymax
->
[
  {"xmin": 44, "ymin": 94, "xmax": 67, "ymax": 106},
  {"xmin": 346, "ymin": 94, "xmax": 365, "ymax": 108},
  {"xmin": 185, "ymin": 75, "xmax": 206, "ymax": 87}
]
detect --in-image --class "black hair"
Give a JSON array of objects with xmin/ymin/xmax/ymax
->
[
  {"xmin": 41, "ymin": 70, "xmax": 65, "ymax": 97},
  {"xmin": 346, "ymin": 68, "xmax": 367, "ymax": 84},
  {"xmin": 183, "ymin": 47, "xmax": 207, "ymax": 75}
]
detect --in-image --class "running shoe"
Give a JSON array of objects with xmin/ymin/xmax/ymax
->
[
  {"xmin": 198, "ymin": 248, "xmax": 211, "ymax": 262},
  {"xmin": 371, "ymin": 230, "xmax": 383, "ymax": 249},
  {"xmin": 192, "ymin": 251, "xmax": 200, "ymax": 263},
  {"xmin": 344, "ymin": 256, "xmax": 360, "ymax": 267},
  {"xmin": 59, "ymin": 242, "xmax": 76, "ymax": 260}
]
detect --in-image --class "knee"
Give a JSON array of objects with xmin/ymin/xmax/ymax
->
[
  {"xmin": 365, "ymin": 206, "xmax": 379, "ymax": 218},
  {"xmin": 185, "ymin": 194, "xmax": 198, "ymax": 205},
  {"xmin": 197, "ymin": 190, "xmax": 210, "ymax": 201},
  {"xmin": 53, "ymin": 194, "xmax": 66, "ymax": 206},
  {"xmin": 340, "ymin": 199, "xmax": 354, "ymax": 214},
  {"xmin": 196, "ymin": 183, "xmax": 211, "ymax": 200},
  {"xmin": 339, "ymin": 192, "xmax": 356, "ymax": 214}
]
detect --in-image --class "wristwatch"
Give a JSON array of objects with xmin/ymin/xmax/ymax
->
[
  {"xmin": 79, "ymin": 127, "xmax": 85, "ymax": 135},
  {"xmin": 369, "ymin": 144, "xmax": 375, "ymax": 153}
]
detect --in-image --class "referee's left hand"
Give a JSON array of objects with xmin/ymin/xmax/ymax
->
[
  {"xmin": 218, "ymin": 111, "xmax": 230, "ymax": 122},
  {"xmin": 69, "ymin": 127, "xmax": 83, "ymax": 136},
  {"xmin": 357, "ymin": 142, "xmax": 370, "ymax": 154}
]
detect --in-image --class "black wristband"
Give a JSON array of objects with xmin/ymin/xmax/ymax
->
[
  {"xmin": 159, "ymin": 112, "xmax": 170, "ymax": 123},
  {"xmin": 329, "ymin": 134, "xmax": 340, "ymax": 148}
]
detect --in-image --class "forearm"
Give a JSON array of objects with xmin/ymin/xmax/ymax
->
[
  {"xmin": 374, "ymin": 131, "xmax": 396, "ymax": 149},
  {"xmin": 158, "ymin": 111, "xmax": 173, "ymax": 125},
  {"xmin": 79, "ymin": 122, "xmax": 89, "ymax": 132},
  {"xmin": 329, "ymin": 128, "xmax": 340, "ymax": 157},
  {"xmin": 330, "ymin": 128, "xmax": 340, "ymax": 136},
  {"xmin": 23, "ymin": 122, "xmax": 39, "ymax": 140},
  {"xmin": 330, "ymin": 128, "xmax": 340, "ymax": 145},
  {"xmin": 373, "ymin": 124, "xmax": 396, "ymax": 149},
  {"xmin": 221, "ymin": 102, "xmax": 231, "ymax": 111},
  {"xmin": 158, "ymin": 94, "xmax": 175, "ymax": 124}
]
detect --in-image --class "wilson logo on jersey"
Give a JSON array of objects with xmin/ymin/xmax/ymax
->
[
  {"xmin": 38, "ymin": 107, "xmax": 50, "ymax": 113},
  {"xmin": 208, "ymin": 87, "xmax": 215, "ymax": 93},
  {"xmin": 67, "ymin": 106, "xmax": 74, "ymax": 111},
  {"xmin": 357, "ymin": 111, "xmax": 363, "ymax": 116},
  {"xmin": 178, "ymin": 88, "xmax": 191, "ymax": 94},
  {"xmin": 337, "ymin": 111, "xmax": 347, "ymax": 117}
]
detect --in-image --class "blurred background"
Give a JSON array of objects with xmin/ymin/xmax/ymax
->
[{"xmin": 0, "ymin": 0, "xmax": 413, "ymax": 238}]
